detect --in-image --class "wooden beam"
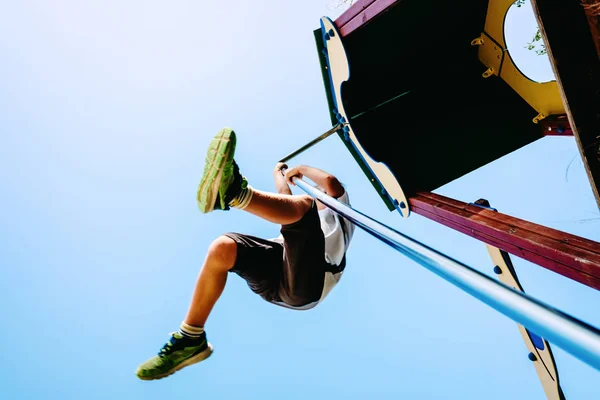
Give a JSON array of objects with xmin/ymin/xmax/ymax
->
[
  {"xmin": 539, "ymin": 114, "xmax": 573, "ymax": 137},
  {"xmin": 409, "ymin": 192, "xmax": 600, "ymax": 291},
  {"xmin": 529, "ymin": 0, "xmax": 600, "ymax": 209},
  {"xmin": 334, "ymin": 0, "xmax": 398, "ymax": 37}
]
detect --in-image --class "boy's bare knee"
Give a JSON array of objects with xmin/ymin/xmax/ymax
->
[{"xmin": 206, "ymin": 236, "xmax": 237, "ymax": 270}]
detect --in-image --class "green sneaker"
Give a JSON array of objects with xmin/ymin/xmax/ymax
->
[
  {"xmin": 136, "ymin": 332, "xmax": 213, "ymax": 380},
  {"xmin": 197, "ymin": 127, "xmax": 248, "ymax": 213}
]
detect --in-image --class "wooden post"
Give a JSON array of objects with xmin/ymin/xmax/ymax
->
[{"xmin": 529, "ymin": 0, "xmax": 600, "ymax": 209}]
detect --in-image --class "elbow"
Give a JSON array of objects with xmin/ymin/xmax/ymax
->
[{"xmin": 325, "ymin": 176, "xmax": 344, "ymax": 198}]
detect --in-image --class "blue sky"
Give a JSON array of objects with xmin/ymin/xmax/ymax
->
[{"xmin": 1, "ymin": 1, "xmax": 599, "ymax": 399}]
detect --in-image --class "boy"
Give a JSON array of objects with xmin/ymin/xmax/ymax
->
[{"xmin": 136, "ymin": 128, "xmax": 354, "ymax": 380}]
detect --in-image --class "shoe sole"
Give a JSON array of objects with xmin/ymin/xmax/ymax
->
[
  {"xmin": 197, "ymin": 128, "xmax": 236, "ymax": 213},
  {"xmin": 138, "ymin": 343, "xmax": 214, "ymax": 381}
]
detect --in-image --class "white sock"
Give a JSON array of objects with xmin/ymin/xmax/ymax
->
[
  {"xmin": 229, "ymin": 185, "xmax": 254, "ymax": 210},
  {"xmin": 179, "ymin": 322, "xmax": 204, "ymax": 339}
]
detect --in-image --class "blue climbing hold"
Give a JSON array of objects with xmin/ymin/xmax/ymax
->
[
  {"xmin": 528, "ymin": 352, "xmax": 537, "ymax": 361},
  {"xmin": 526, "ymin": 329, "xmax": 546, "ymax": 351},
  {"xmin": 493, "ymin": 266, "xmax": 502, "ymax": 275}
]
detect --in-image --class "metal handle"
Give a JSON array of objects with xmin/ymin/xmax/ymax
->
[{"xmin": 278, "ymin": 123, "xmax": 346, "ymax": 164}]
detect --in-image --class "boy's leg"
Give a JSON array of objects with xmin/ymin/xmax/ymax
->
[
  {"xmin": 242, "ymin": 189, "xmax": 313, "ymax": 226},
  {"xmin": 197, "ymin": 127, "xmax": 313, "ymax": 226},
  {"xmin": 136, "ymin": 236, "xmax": 237, "ymax": 380},
  {"xmin": 183, "ymin": 236, "xmax": 237, "ymax": 327},
  {"xmin": 137, "ymin": 128, "xmax": 317, "ymax": 380},
  {"xmin": 136, "ymin": 233, "xmax": 284, "ymax": 380}
]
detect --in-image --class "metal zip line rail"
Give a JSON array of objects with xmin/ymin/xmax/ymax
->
[{"xmin": 289, "ymin": 173, "xmax": 600, "ymax": 371}]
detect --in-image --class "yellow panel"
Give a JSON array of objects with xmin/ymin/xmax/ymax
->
[
  {"xmin": 477, "ymin": 0, "xmax": 565, "ymax": 121},
  {"xmin": 484, "ymin": 0, "xmax": 513, "ymax": 48},
  {"xmin": 500, "ymin": 54, "xmax": 565, "ymax": 119}
]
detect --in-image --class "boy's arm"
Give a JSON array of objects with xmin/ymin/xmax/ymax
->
[
  {"xmin": 284, "ymin": 165, "xmax": 345, "ymax": 198},
  {"xmin": 274, "ymin": 162, "xmax": 292, "ymax": 195}
]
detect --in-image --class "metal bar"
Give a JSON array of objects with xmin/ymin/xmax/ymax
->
[
  {"xmin": 278, "ymin": 123, "xmax": 346, "ymax": 164},
  {"xmin": 288, "ymin": 172, "xmax": 600, "ymax": 371},
  {"xmin": 350, "ymin": 90, "xmax": 411, "ymax": 120},
  {"xmin": 409, "ymin": 192, "xmax": 600, "ymax": 291}
]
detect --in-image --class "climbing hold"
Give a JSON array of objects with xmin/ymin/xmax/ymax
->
[
  {"xmin": 528, "ymin": 352, "xmax": 537, "ymax": 362},
  {"xmin": 493, "ymin": 266, "xmax": 502, "ymax": 275},
  {"xmin": 399, "ymin": 202, "xmax": 406, "ymax": 209},
  {"xmin": 328, "ymin": 29, "xmax": 335, "ymax": 37}
]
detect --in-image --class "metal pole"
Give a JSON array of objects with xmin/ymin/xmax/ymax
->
[
  {"xmin": 279, "ymin": 123, "xmax": 346, "ymax": 164},
  {"xmin": 286, "ymin": 172, "xmax": 600, "ymax": 371}
]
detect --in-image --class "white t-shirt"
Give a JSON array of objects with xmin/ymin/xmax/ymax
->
[
  {"xmin": 273, "ymin": 189, "xmax": 355, "ymax": 310},
  {"xmin": 318, "ymin": 189, "xmax": 355, "ymax": 302}
]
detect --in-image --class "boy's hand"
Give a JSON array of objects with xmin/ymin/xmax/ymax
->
[
  {"xmin": 284, "ymin": 165, "xmax": 304, "ymax": 185},
  {"xmin": 274, "ymin": 162, "xmax": 287, "ymax": 174}
]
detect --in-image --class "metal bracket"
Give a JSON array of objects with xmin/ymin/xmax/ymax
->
[
  {"xmin": 533, "ymin": 112, "xmax": 547, "ymax": 124},
  {"xmin": 468, "ymin": 198, "xmax": 498, "ymax": 212},
  {"xmin": 471, "ymin": 37, "xmax": 484, "ymax": 46},
  {"xmin": 482, "ymin": 67, "xmax": 495, "ymax": 78}
]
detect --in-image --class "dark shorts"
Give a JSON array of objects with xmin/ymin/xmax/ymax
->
[{"xmin": 224, "ymin": 201, "xmax": 330, "ymax": 308}]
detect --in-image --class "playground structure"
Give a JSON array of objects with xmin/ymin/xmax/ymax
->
[{"xmin": 281, "ymin": 1, "xmax": 600, "ymax": 399}]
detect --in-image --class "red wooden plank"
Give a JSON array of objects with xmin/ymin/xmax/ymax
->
[
  {"xmin": 335, "ymin": 0, "xmax": 399, "ymax": 37},
  {"xmin": 412, "ymin": 205, "xmax": 600, "ymax": 290},
  {"xmin": 409, "ymin": 193, "xmax": 600, "ymax": 291},
  {"xmin": 412, "ymin": 196, "xmax": 600, "ymax": 274},
  {"xmin": 417, "ymin": 192, "xmax": 600, "ymax": 254},
  {"xmin": 335, "ymin": 0, "xmax": 378, "ymax": 28},
  {"xmin": 539, "ymin": 114, "xmax": 573, "ymax": 136}
]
